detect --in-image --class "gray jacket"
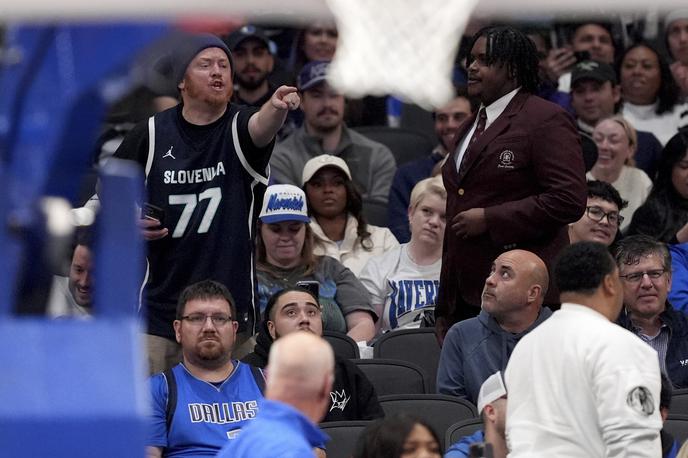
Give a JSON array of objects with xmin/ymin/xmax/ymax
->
[
  {"xmin": 270, "ymin": 125, "xmax": 396, "ymax": 205},
  {"xmin": 437, "ymin": 308, "xmax": 553, "ymax": 404}
]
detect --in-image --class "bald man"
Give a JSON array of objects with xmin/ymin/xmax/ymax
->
[
  {"xmin": 218, "ymin": 332, "xmax": 334, "ymax": 458},
  {"xmin": 437, "ymin": 250, "xmax": 552, "ymax": 404}
]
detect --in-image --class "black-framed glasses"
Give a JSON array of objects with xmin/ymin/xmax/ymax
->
[
  {"xmin": 180, "ymin": 313, "xmax": 233, "ymax": 326},
  {"xmin": 586, "ymin": 206, "xmax": 624, "ymax": 225},
  {"xmin": 619, "ymin": 269, "xmax": 666, "ymax": 283}
]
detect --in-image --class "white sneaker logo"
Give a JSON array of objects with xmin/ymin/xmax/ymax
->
[{"xmin": 163, "ymin": 146, "xmax": 175, "ymax": 159}]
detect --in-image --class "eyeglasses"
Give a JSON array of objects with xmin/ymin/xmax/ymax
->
[
  {"xmin": 619, "ymin": 269, "xmax": 666, "ymax": 283},
  {"xmin": 586, "ymin": 206, "xmax": 624, "ymax": 225},
  {"xmin": 180, "ymin": 313, "xmax": 233, "ymax": 326}
]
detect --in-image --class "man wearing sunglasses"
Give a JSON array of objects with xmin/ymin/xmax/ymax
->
[
  {"xmin": 147, "ymin": 280, "xmax": 265, "ymax": 458},
  {"xmin": 614, "ymin": 235, "xmax": 688, "ymax": 389}
]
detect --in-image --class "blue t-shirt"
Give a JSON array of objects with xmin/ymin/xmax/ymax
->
[
  {"xmin": 148, "ymin": 362, "xmax": 264, "ymax": 457},
  {"xmin": 217, "ymin": 398, "xmax": 329, "ymax": 458},
  {"xmin": 445, "ymin": 429, "xmax": 484, "ymax": 458}
]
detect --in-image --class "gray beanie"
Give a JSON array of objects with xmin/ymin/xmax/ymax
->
[{"xmin": 172, "ymin": 33, "xmax": 233, "ymax": 84}]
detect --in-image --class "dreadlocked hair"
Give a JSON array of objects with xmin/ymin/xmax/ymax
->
[{"xmin": 469, "ymin": 25, "xmax": 541, "ymax": 94}]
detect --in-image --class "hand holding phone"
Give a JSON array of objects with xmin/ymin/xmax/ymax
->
[{"xmin": 140, "ymin": 203, "xmax": 168, "ymax": 241}]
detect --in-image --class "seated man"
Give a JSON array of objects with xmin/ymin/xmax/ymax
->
[
  {"xmin": 387, "ymin": 89, "xmax": 475, "ymax": 242},
  {"xmin": 570, "ymin": 59, "xmax": 663, "ymax": 178},
  {"xmin": 218, "ymin": 332, "xmax": 334, "ymax": 458},
  {"xmin": 47, "ymin": 227, "xmax": 93, "ymax": 318},
  {"xmin": 437, "ymin": 250, "xmax": 551, "ymax": 404},
  {"xmin": 568, "ymin": 180, "xmax": 626, "ymax": 247},
  {"xmin": 270, "ymin": 61, "xmax": 396, "ymax": 206},
  {"xmin": 614, "ymin": 235, "xmax": 688, "ymax": 388},
  {"xmin": 242, "ymin": 287, "xmax": 384, "ymax": 422},
  {"xmin": 147, "ymin": 280, "xmax": 265, "ymax": 457},
  {"xmin": 445, "ymin": 371, "xmax": 508, "ymax": 458}
]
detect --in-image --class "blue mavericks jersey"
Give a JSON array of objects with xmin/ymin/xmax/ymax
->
[
  {"xmin": 148, "ymin": 362, "xmax": 264, "ymax": 457},
  {"xmin": 115, "ymin": 104, "xmax": 271, "ymax": 338}
]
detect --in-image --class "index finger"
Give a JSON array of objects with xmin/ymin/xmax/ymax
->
[{"xmin": 276, "ymin": 85, "xmax": 298, "ymax": 96}]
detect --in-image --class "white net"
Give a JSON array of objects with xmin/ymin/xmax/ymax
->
[{"xmin": 325, "ymin": 0, "xmax": 478, "ymax": 110}]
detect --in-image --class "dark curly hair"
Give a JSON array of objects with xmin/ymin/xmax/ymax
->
[
  {"xmin": 626, "ymin": 131, "xmax": 688, "ymax": 241},
  {"xmin": 468, "ymin": 25, "xmax": 541, "ymax": 94}
]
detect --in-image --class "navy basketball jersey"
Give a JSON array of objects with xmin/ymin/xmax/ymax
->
[
  {"xmin": 119, "ymin": 104, "xmax": 270, "ymax": 338},
  {"xmin": 148, "ymin": 362, "xmax": 265, "ymax": 456}
]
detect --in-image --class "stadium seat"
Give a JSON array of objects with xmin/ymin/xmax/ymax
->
[
  {"xmin": 373, "ymin": 328, "xmax": 441, "ymax": 392},
  {"xmin": 319, "ymin": 420, "xmax": 372, "ymax": 458},
  {"xmin": 354, "ymin": 126, "xmax": 434, "ymax": 166},
  {"xmin": 323, "ymin": 330, "xmax": 360, "ymax": 359},
  {"xmin": 378, "ymin": 394, "xmax": 477, "ymax": 442},
  {"xmin": 670, "ymin": 388, "xmax": 688, "ymax": 416},
  {"xmin": 665, "ymin": 414, "xmax": 688, "ymax": 444},
  {"xmin": 353, "ymin": 358, "xmax": 429, "ymax": 395},
  {"xmin": 445, "ymin": 417, "xmax": 484, "ymax": 450}
]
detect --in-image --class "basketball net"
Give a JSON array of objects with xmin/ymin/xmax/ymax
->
[{"xmin": 325, "ymin": 0, "xmax": 478, "ymax": 110}]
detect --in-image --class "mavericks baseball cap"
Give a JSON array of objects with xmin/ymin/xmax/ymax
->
[
  {"xmin": 259, "ymin": 184, "xmax": 310, "ymax": 224},
  {"xmin": 571, "ymin": 60, "xmax": 617, "ymax": 87},
  {"xmin": 297, "ymin": 61, "xmax": 330, "ymax": 91},
  {"xmin": 224, "ymin": 25, "xmax": 272, "ymax": 51},
  {"xmin": 301, "ymin": 154, "xmax": 352, "ymax": 185},
  {"xmin": 477, "ymin": 371, "xmax": 507, "ymax": 414}
]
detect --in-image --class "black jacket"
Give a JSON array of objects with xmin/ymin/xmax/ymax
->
[
  {"xmin": 242, "ymin": 330, "xmax": 384, "ymax": 422},
  {"xmin": 617, "ymin": 302, "xmax": 688, "ymax": 388}
]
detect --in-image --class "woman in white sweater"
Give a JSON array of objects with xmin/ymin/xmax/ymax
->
[
  {"xmin": 302, "ymin": 154, "xmax": 398, "ymax": 276},
  {"xmin": 587, "ymin": 115, "xmax": 653, "ymax": 231}
]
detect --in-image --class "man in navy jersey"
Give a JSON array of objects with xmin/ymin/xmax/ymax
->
[
  {"xmin": 147, "ymin": 280, "xmax": 265, "ymax": 458},
  {"xmin": 112, "ymin": 33, "xmax": 300, "ymax": 373}
]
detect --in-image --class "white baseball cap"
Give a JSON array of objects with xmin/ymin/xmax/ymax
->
[
  {"xmin": 259, "ymin": 184, "xmax": 310, "ymax": 224},
  {"xmin": 477, "ymin": 371, "xmax": 507, "ymax": 414},
  {"xmin": 301, "ymin": 154, "xmax": 352, "ymax": 186}
]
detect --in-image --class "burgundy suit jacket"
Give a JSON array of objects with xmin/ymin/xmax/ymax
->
[{"xmin": 436, "ymin": 91, "xmax": 587, "ymax": 342}]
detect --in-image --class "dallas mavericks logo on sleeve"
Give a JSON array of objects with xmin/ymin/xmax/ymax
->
[{"xmin": 626, "ymin": 386, "xmax": 655, "ymax": 416}]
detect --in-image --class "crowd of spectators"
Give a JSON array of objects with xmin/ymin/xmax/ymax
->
[{"xmin": 41, "ymin": 10, "xmax": 688, "ymax": 458}]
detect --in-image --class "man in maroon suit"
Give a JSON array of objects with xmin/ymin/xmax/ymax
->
[{"xmin": 436, "ymin": 25, "xmax": 587, "ymax": 344}]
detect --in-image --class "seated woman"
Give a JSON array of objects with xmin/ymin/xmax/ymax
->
[
  {"xmin": 619, "ymin": 41, "xmax": 684, "ymax": 146},
  {"xmin": 627, "ymin": 132, "xmax": 688, "ymax": 242},
  {"xmin": 288, "ymin": 21, "xmax": 338, "ymax": 75},
  {"xmin": 353, "ymin": 413, "xmax": 442, "ymax": 458},
  {"xmin": 302, "ymin": 154, "xmax": 398, "ymax": 276},
  {"xmin": 359, "ymin": 177, "xmax": 445, "ymax": 333},
  {"xmin": 255, "ymin": 184, "xmax": 376, "ymax": 342},
  {"xmin": 587, "ymin": 115, "xmax": 652, "ymax": 231}
]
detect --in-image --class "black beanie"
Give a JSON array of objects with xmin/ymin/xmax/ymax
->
[{"xmin": 172, "ymin": 33, "xmax": 233, "ymax": 85}]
